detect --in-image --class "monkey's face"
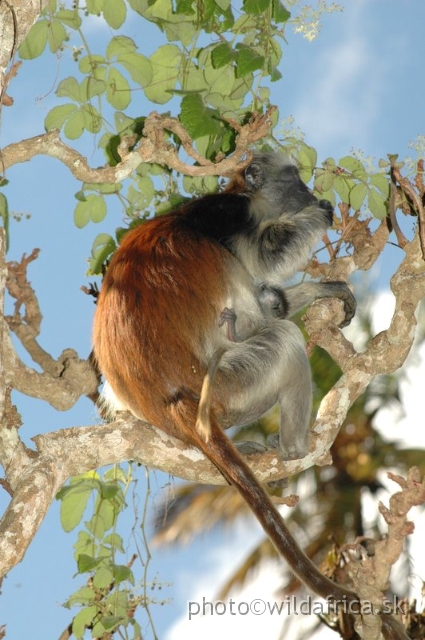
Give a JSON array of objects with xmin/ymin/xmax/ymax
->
[{"xmin": 245, "ymin": 153, "xmax": 332, "ymax": 221}]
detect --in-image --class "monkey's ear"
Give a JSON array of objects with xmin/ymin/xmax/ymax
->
[{"xmin": 245, "ymin": 163, "xmax": 264, "ymax": 190}]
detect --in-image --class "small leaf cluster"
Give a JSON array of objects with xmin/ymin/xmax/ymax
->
[
  {"xmin": 283, "ymin": 140, "xmax": 391, "ymax": 219},
  {"xmin": 57, "ymin": 468, "xmax": 141, "ymax": 640},
  {"xmin": 314, "ymin": 156, "xmax": 390, "ymax": 218},
  {"xmin": 278, "ymin": 139, "xmax": 390, "ymax": 220}
]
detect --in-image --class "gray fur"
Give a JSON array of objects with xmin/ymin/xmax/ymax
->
[{"xmin": 203, "ymin": 153, "xmax": 355, "ymax": 461}]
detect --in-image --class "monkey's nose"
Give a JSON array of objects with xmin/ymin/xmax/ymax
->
[{"xmin": 318, "ymin": 199, "xmax": 334, "ymax": 213}]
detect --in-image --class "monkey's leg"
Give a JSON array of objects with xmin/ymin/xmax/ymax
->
[{"xmin": 216, "ymin": 319, "xmax": 312, "ymax": 461}]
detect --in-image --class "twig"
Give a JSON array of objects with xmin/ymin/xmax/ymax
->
[
  {"xmin": 0, "ymin": 109, "xmax": 275, "ymax": 184},
  {"xmin": 392, "ymin": 165, "xmax": 425, "ymax": 259}
]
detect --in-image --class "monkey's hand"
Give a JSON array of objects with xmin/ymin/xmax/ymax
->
[{"xmin": 324, "ymin": 281, "xmax": 357, "ymax": 327}]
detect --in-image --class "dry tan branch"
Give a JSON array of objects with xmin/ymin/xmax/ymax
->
[
  {"xmin": 392, "ymin": 165, "xmax": 425, "ymax": 260},
  {"xmin": 348, "ymin": 468, "xmax": 425, "ymax": 640},
  {"xmin": 0, "ymin": 110, "xmax": 275, "ymax": 184}
]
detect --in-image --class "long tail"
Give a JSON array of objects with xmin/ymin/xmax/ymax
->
[{"xmin": 172, "ymin": 400, "xmax": 410, "ymax": 639}]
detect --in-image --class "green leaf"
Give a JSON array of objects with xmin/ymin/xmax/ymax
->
[
  {"xmin": 89, "ymin": 233, "xmax": 116, "ymax": 275},
  {"xmin": 243, "ymin": 0, "xmax": 270, "ymax": 14},
  {"xmin": 176, "ymin": 0, "xmax": 196, "ymax": 14},
  {"xmin": 79, "ymin": 54, "xmax": 105, "ymax": 74},
  {"xmin": 180, "ymin": 93, "xmax": 221, "ymax": 139},
  {"xmin": 104, "ymin": 533, "xmax": 125, "ymax": 552},
  {"xmin": 368, "ymin": 190, "xmax": 388, "ymax": 219},
  {"xmin": 338, "ymin": 156, "xmax": 364, "ymax": 175},
  {"xmin": 64, "ymin": 109, "xmax": 85, "ymax": 139},
  {"xmin": 203, "ymin": 55, "xmax": 236, "ymax": 97},
  {"xmin": 370, "ymin": 173, "xmax": 390, "ymax": 198},
  {"xmin": 56, "ymin": 9, "xmax": 82, "ymax": 29},
  {"xmin": 19, "ymin": 20, "xmax": 49, "ymax": 59},
  {"xmin": 349, "ymin": 183, "xmax": 368, "ymax": 210},
  {"xmin": 131, "ymin": 175, "xmax": 155, "ymax": 207},
  {"xmin": 100, "ymin": 616, "xmax": 122, "ymax": 631},
  {"xmin": 297, "ymin": 144, "xmax": 317, "ymax": 174},
  {"xmin": 87, "ymin": 0, "xmax": 104, "ymax": 14},
  {"xmin": 77, "ymin": 554, "xmax": 102, "ymax": 573},
  {"xmin": 107, "ymin": 35, "xmax": 137, "ymax": 57},
  {"xmin": 74, "ymin": 195, "xmax": 106, "ymax": 228},
  {"xmin": 113, "ymin": 564, "xmax": 132, "ymax": 583},
  {"xmin": 118, "ymin": 52, "xmax": 153, "ymax": 86},
  {"xmin": 215, "ymin": 0, "xmax": 231, "ymax": 8},
  {"xmin": 87, "ymin": 496, "xmax": 118, "ymax": 538},
  {"xmin": 82, "ymin": 104, "xmax": 102, "ymax": 134},
  {"xmin": 58, "ymin": 484, "xmax": 93, "ymax": 532},
  {"xmin": 315, "ymin": 172, "xmax": 334, "ymax": 193},
  {"xmin": 48, "ymin": 20, "xmax": 67, "ymax": 53},
  {"xmin": 235, "ymin": 46, "xmax": 264, "ymax": 77},
  {"xmin": 57, "ymin": 77, "xmax": 81, "ymax": 101},
  {"xmin": 80, "ymin": 77, "xmax": 106, "ymax": 101},
  {"xmin": 333, "ymin": 176, "xmax": 351, "ymax": 203},
  {"xmin": 105, "ymin": 590, "xmax": 128, "ymax": 612},
  {"xmin": 66, "ymin": 587, "xmax": 96, "ymax": 607},
  {"xmin": 183, "ymin": 174, "xmax": 219, "ymax": 195},
  {"xmin": 143, "ymin": 45, "xmax": 181, "ymax": 104},
  {"xmin": 103, "ymin": 0, "xmax": 126, "ymax": 28},
  {"xmin": 93, "ymin": 566, "xmax": 114, "ymax": 589},
  {"xmin": 44, "ymin": 104, "xmax": 77, "ymax": 131},
  {"xmin": 273, "ymin": 0, "xmax": 290, "ymax": 23},
  {"xmin": 84, "ymin": 182, "xmax": 120, "ymax": 195},
  {"xmin": 104, "ymin": 466, "xmax": 128, "ymax": 483},
  {"xmin": 72, "ymin": 606, "xmax": 98, "ymax": 640},
  {"xmin": 73, "ymin": 532, "xmax": 95, "ymax": 562},
  {"xmin": 211, "ymin": 42, "xmax": 234, "ymax": 69},
  {"xmin": 106, "ymin": 68, "xmax": 131, "ymax": 109},
  {"xmin": 99, "ymin": 481, "xmax": 120, "ymax": 500},
  {"xmin": 269, "ymin": 64, "xmax": 282, "ymax": 82}
]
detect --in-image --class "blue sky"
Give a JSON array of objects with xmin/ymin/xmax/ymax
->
[{"xmin": 1, "ymin": 1, "xmax": 425, "ymax": 639}]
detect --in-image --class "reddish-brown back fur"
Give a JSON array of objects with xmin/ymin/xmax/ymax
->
[{"xmin": 93, "ymin": 212, "xmax": 229, "ymax": 440}]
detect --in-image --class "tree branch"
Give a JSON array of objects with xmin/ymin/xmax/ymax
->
[
  {"xmin": 0, "ymin": 110, "xmax": 275, "ymax": 183},
  {"xmin": 0, "ymin": 1, "xmax": 50, "ymax": 101},
  {"xmin": 0, "ymin": 414, "xmax": 317, "ymax": 578},
  {"xmin": 305, "ymin": 226, "xmax": 425, "ymax": 466},
  {"xmin": 350, "ymin": 468, "xmax": 425, "ymax": 640}
]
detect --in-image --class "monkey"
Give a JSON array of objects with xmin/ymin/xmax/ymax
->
[{"xmin": 92, "ymin": 153, "xmax": 407, "ymax": 638}]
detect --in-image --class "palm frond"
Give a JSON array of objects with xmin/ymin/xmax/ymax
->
[{"xmin": 153, "ymin": 483, "xmax": 248, "ymax": 545}]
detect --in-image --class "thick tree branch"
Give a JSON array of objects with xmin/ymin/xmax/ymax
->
[
  {"xmin": 350, "ymin": 468, "xmax": 425, "ymax": 640},
  {"xmin": 0, "ymin": 415, "xmax": 313, "ymax": 577},
  {"xmin": 0, "ymin": 110, "xmax": 275, "ymax": 183},
  {"xmin": 1, "ymin": 247, "xmax": 99, "ymax": 410},
  {"xmin": 305, "ymin": 228, "xmax": 425, "ymax": 466},
  {"xmin": 0, "ymin": 1, "xmax": 49, "ymax": 101}
]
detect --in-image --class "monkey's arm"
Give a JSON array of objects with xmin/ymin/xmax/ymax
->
[
  {"xmin": 284, "ymin": 281, "xmax": 356, "ymax": 327},
  {"xmin": 253, "ymin": 201, "xmax": 334, "ymax": 282}
]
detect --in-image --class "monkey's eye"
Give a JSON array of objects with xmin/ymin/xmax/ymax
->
[{"xmin": 281, "ymin": 166, "xmax": 299, "ymax": 182}]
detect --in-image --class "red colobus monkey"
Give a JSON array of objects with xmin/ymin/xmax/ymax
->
[{"xmin": 93, "ymin": 154, "xmax": 406, "ymax": 638}]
